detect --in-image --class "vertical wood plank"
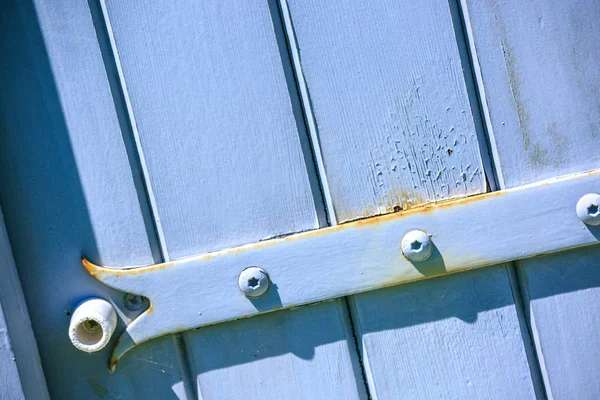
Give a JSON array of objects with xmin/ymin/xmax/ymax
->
[
  {"xmin": 103, "ymin": 0, "xmax": 324, "ymax": 260},
  {"xmin": 0, "ymin": 210, "xmax": 36, "ymax": 400},
  {"xmin": 0, "ymin": 209, "xmax": 49, "ymax": 400},
  {"xmin": 284, "ymin": 0, "xmax": 538, "ymax": 398},
  {"xmin": 463, "ymin": 0, "xmax": 600, "ymax": 188},
  {"xmin": 286, "ymin": 0, "xmax": 487, "ymax": 223},
  {"xmin": 189, "ymin": 301, "xmax": 365, "ymax": 400},
  {"xmin": 101, "ymin": 1, "xmax": 366, "ymax": 398},
  {"xmin": 465, "ymin": 1, "xmax": 600, "ymax": 397},
  {"xmin": 0, "ymin": 303, "xmax": 25, "ymax": 400},
  {"xmin": 351, "ymin": 265, "xmax": 536, "ymax": 399},
  {"xmin": 517, "ymin": 248, "xmax": 600, "ymax": 399},
  {"xmin": 0, "ymin": 1, "xmax": 192, "ymax": 398}
]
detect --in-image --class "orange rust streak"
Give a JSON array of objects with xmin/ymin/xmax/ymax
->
[
  {"xmin": 81, "ymin": 190, "xmax": 508, "ymax": 276},
  {"xmin": 81, "ymin": 257, "xmax": 175, "ymax": 276},
  {"xmin": 82, "ymin": 169, "xmax": 599, "ymax": 276}
]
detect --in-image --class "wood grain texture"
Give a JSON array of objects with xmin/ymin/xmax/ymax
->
[
  {"xmin": 285, "ymin": 0, "xmax": 487, "ymax": 222},
  {"xmin": 464, "ymin": 0, "xmax": 600, "ymax": 188},
  {"xmin": 283, "ymin": 1, "xmax": 537, "ymax": 398},
  {"xmin": 0, "ymin": 0, "xmax": 191, "ymax": 398},
  {"xmin": 352, "ymin": 265, "xmax": 536, "ymax": 399},
  {"xmin": 517, "ymin": 247, "xmax": 600, "ymax": 399},
  {"xmin": 0, "ymin": 209, "xmax": 49, "ymax": 400},
  {"xmin": 186, "ymin": 300, "xmax": 365, "ymax": 400},
  {"xmin": 102, "ymin": 1, "xmax": 366, "ymax": 398},
  {"xmin": 465, "ymin": 1, "xmax": 600, "ymax": 398},
  {"xmin": 104, "ymin": 0, "xmax": 322, "ymax": 260}
]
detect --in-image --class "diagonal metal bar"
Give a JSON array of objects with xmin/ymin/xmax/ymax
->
[{"xmin": 84, "ymin": 169, "xmax": 600, "ymax": 370}]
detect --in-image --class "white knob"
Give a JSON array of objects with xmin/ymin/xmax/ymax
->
[{"xmin": 69, "ymin": 298, "xmax": 117, "ymax": 353}]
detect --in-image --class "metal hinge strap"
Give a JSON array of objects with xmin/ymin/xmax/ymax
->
[{"xmin": 84, "ymin": 169, "xmax": 600, "ymax": 370}]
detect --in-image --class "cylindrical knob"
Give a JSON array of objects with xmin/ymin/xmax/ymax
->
[{"xmin": 69, "ymin": 298, "xmax": 117, "ymax": 353}]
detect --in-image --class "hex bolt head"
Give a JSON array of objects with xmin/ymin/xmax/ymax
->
[
  {"xmin": 576, "ymin": 193, "xmax": 600, "ymax": 226},
  {"xmin": 238, "ymin": 267, "xmax": 270, "ymax": 298},
  {"xmin": 401, "ymin": 230, "xmax": 433, "ymax": 262},
  {"xmin": 123, "ymin": 293, "xmax": 144, "ymax": 311}
]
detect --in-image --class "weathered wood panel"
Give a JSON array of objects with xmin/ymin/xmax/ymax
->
[
  {"xmin": 187, "ymin": 300, "xmax": 365, "ymax": 400},
  {"xmin": 103, "ymin": 0, "xmax": 324, "ymax": 260},
  {"xmin": 102, "ymin": 1, "xmax": 366, "ymax": 398},
  {"xmin": 463, "ymin": 0, "xmax": 600, "ymax": 188},
  {"xmin": 285, "ymin": 0, "xmax": 487, "ymax": 223},
  {"xmin": 284, "ymin": 0, "xmax": 538, "ymax": 398},
  {"xmin": 517, "ymin": 248, "xmax": 600, "ymax": 399},
  {"xmin": 0, "ymin": 0, "xmax": 191, "ymax": 398},
  {"xmin": 465, "ymin": 1, "xmax": 600, "ymax": 397},
  {"xmin": 0, "ymin": 209, "xmax": 48, "ymax": 400},
  {"xmin": 352, "ymin": 265, "xmax": 536, "ymax": 399}
]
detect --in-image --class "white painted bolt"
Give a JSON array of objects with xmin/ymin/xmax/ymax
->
[
  {"xmin": 238, "ymin": 267, "xmax": 270, "ymax": 298},
  {"xmin": 401, "ymin": 230, "xmax": 433, "ymax": 262},
  {"xmin": 69, "ymin": 298, "xmax": 117, "ymax": 353},
  {"xmin": 576, "ymin": 193, "xmax": 600, "ymax": 226}
]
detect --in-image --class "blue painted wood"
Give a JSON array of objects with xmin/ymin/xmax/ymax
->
[
  {"xmin": 351, "ymin": 265, "xmax": 536, "ymax": 399},
  {"xmin": 0, "ymin": 0, "xmax": 193, "ymax": 398},
  {"xmin": 463, "ymin": 0, "xmax": 600, "ymax": 189},
  {"xmin": 0, "ymin": 209, "xmax": 49, "ymax": 400},
  {"xmin": 100, "ymin": 0, "xmax": 366, "ymax": 398},
  {"xmin": 103, "ymin": 0, "xmax": 325, "ymax": 260},
  {"xmin": 465, "ymin": 1, "xmax": 600, "ymax": 397},
  {"xmin": 282, "ymin": 0, "xmax": 538, "ymax": 398},
  {"xmin": 0, "ymin": 306, "xmax": 24, "ymax": 400},
  {"xmin": 516, "ymin": 247, "xmax": 600, "ymax": 399},
  {"xmin": 186, "ymin": 300, "xmax": 365, "ymax": 400},
  {"xmin": 285, "ymin": 0, "xmax": 487, "ymax": 223}
]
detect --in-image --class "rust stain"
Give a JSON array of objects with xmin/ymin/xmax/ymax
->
[
  {"xmin": 82, "ymin": 169, "xmax": 599, "ymax": 278},
  {"xmin": 82, "ymin": 257, "xmax": 175, "ymax": 277},
  {"xmin": 80, "ymin": 191, "xmax": 506, "ymax": 277}
]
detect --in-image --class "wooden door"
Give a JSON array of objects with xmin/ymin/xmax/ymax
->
[{"xmin": 0, "ymin": 0, "xmax": 598, "ymax": 399}]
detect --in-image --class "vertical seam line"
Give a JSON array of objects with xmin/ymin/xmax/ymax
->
[
  {"xmin": 275, "ymin": 1, "xmax": 372, "ymax": 398},
  {"xmin": 277, "ymin": 0, "xmax": 337, "ymax": 227},
  {"xmin": 88, "ymin": 1, "xmax": 196, "ymax": 398},
  {"xmin": 454, "ymin": 1, "xmax": 548, "ymax": 397},
  {"xmin": 96, "ymin": 0, "xmax": 170, "ymax": 262}
]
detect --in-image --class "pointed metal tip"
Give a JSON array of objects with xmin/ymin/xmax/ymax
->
[{"xmin": 108, "ymin": 331, "xmax": 136, "ymax": 372}]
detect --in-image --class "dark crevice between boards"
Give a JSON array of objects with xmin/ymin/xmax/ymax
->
[
  {"xmin": 271, "ymin": 1, "xmax": 373, "ymax": 397},
  {"xmin": 449, "ymin": 0, "xmax": 500, "ymax": 193},
  {"xmin": 344, "ymin": 298, "xmax": 373, "ymax": 400},
  {"xmin": 87, "ymin": 1, "xmax": 198, "ymax": 398},
  {"xmin": 508, "ymin": 263, "xmax": 548, "ymax": 400},
  {"xmin": 268, "ymin": 0, "xmax": 331, "ymax": 228},
  {"xmin": 450, "ymin": 1, "xmax": 547, "ymax": 398},
  {"xmin": 87, "ymin": 0, "xmax": 163, "ymax": 267}
]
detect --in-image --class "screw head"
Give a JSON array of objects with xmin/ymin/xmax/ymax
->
[
  {"xmin": 576, "ymin": 193, "xmax": 600, "ymax": 226},
  {"xmin": 401, "ymin": 230, "xmax": 433, "ymax": 262},
  {"xmin": 238, "ymin": 267, "xmax": 270, "ymax": 298},
  {"xmin": 123, "ymin": 293, "xmax": 144, "ymax": 311}
]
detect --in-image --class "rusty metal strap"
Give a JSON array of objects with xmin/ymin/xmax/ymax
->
[{"xmin": 84, "ymin": 169, "xmax": 600, "ymax": 370}]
